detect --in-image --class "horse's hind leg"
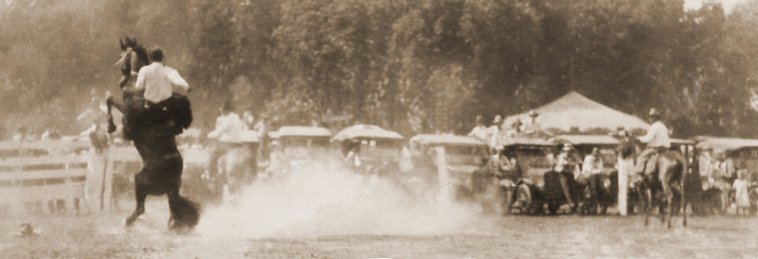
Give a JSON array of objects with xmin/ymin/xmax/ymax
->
[
  {"xmin": 641, "ymin": 185, "xmax": 652, "ymax": 226},
  {"xmin": 167, "ymin": 190, "xmax": 201, "ymax": 232},
  {"xmin": 662, "ymin": 182, "xmax": 675, "ymax": 229},
  {"xmin": 124, "ymin": 181, "xmax": 146, "ymax": 226}
]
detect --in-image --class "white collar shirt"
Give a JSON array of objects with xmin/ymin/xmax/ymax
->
[
  {"xmin": 639, "ymin": 121, "xmax": 670, "ymax": 148},
  {"xmin": 135, "ymin": 62, "xmax": 189, "ymax": 104},
  {"xmin": 207, "ymin": 113, "xmax": 245, "ymax": 143}
]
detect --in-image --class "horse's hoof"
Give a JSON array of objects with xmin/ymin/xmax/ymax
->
[{"xmin": 123, "ymin": 216, "xmax": 138, "ymax": 227}]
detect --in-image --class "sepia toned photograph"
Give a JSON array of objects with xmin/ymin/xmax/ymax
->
[{"xmin": 1, "ymin": 0, "xmax": 757, "ymax": 258}]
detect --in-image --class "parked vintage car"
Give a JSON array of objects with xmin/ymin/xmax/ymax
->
[
  {"xmin": 549, "ymin": 135, "xmax": 620, "ymax": 213},
  {"xmin": 495, "ymin": 138, "xmax": 558, "ymax": 215},
  {"xmin": 266, "ymin": 126, "xmax": 333, "ymax": 176},
  {"xmin": 406, "ymin": 134, "xmax": 490, "ymax": 201},
  {"xmin": 332, "ymin": 124, "xmax": 405, "ymax": 177}
]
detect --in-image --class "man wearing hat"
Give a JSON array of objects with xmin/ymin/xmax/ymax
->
[
  {"xmin": 523, "ymin": 109, "xmax": 541, "ymax": 135},
  {"xmin": 635, "ymin": 108, "xmax": 671, "ymax": 176},
  {"xmin": 507, "ymin": 119, "xmax": 524, "ymax": 139}
]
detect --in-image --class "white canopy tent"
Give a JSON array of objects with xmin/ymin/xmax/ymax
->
[{"xmin": 504, "ymin": 91, "xmax": 650, "ymax": 133}]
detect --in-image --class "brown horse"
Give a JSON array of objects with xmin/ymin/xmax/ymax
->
[{"xmin": 635, "ymin": 149, "xmax": 688, "ymax": 228}]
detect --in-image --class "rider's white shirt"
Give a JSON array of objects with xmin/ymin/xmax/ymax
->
[
  {"xmin": 135, "ymin": 62, "xmax": 189, "ymax": 104},
  {"xmin": 639, "ymin": 121, "xmax": 670, "ymax": 148},
  {"xmin": 207, "ymin": 112, "xmax": 246, "ymax": 143}
]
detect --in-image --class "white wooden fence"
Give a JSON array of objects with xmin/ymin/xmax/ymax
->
[
  {"xmin": 0, "ymin": 138, "xmax": 210, "ymax": 217},
  {"xmin": 0, "ymin": 139, "xmax": 91, "ymax": 216}
]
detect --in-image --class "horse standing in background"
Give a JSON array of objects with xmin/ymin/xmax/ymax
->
[{"xmin": 634, "ymin": 146, "xmax": 688, "ymax": 228}]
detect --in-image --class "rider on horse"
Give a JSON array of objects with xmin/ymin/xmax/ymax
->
[
  {"xmin": 635, "ymin": 108, "xmax": 671, "ymax": 181},
  {"xmin": 111, "ymin": 38, "xmax": 199, "ymax": 230}
]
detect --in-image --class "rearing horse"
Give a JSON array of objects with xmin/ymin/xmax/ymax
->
[
  {"xmin": 108, "ymin": 37, "xmax": 200, "ymax": 231},
  {"xmin": 634, "ymin": 145, "xmax": 688, "ymax": 228},
  {"xmin": 116, "ymin": 88, "xmax": 199, "ymax": 231}
]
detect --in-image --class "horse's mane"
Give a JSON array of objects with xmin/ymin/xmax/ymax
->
[{"xmin": 133, "ymin": 46, "xmax": 148, "ymax": 68}]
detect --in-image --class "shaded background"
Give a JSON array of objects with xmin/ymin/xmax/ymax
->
[{"xmin": 1, "ymin": 0, "xmax": 757, "ymax": 138}]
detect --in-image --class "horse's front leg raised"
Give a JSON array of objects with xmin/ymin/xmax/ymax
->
[{"xmin": 105, "ymin": 95, "xmax": 124, "ymax": 134}]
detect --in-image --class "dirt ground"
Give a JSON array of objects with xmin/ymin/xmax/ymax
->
[{"xmin": 1, "ymin": 206, "xmax": 756, "ymax": 259}]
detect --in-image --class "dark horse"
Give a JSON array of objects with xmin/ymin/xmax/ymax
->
[
  {"xmin": 634, "ymin": 147, "xmax": 688, "ymax": 228},
  {"xmin": 108, "ymin": 37, "xmax": 200, "ymax": 231},
  {"xmin": 111, "ymin": 86, "xmax": 200, "ymax": 231}
]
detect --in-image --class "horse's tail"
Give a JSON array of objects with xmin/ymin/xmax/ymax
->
[{"xmin": 169, "ymin": 194, "xmax": 202, "ymax": 230}]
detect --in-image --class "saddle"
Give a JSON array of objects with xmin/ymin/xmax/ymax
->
[{"xmin": 121, "ymin": 89, "xmax": 193, "ymax": 140}]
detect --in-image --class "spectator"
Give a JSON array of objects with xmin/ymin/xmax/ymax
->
[
  {"xmin": 616, "ymin": 130, "xmax": 635, "ymax": 216},
  {"xmin": 732, "ymin": 168, "xmax": 750, "ymax": 216},
  {"xmin": 242, "ymin": 110, "xmax": 254, "ymax": 130},
  {"xmin": 506, "ymin": 119, "xmax": 524, "ymax": 139},
  {"xmin": 487, "ymin": 115, "xmax": 502, "ymax": 150},
  {"xmin": 699, "ymin": 146, "xmax": 715, "ymax": 183},
  {"xmin": 522, "ymin": 110, "xmax": 541, "ymax": 135},
  {"xmin": 11, "ymin": 126, "xmax": 28, "ymax": 142},
  {"xmin": 581, "ymin": 147, "xmax": 604, "ymax": 179},
  {"xmin": 467, "ymin": 115, "xmax": 489, "ymax": 143},
  {"xmin": 207, "ymin": 101, "xmax": 246, "ymax": 177}
]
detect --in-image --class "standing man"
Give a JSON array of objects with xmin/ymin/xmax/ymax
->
[
  {"xmin": 616, "ymin": 130, "xmax": 635, "ymax": 216},
  {"xmin": 635, "ymin": 108, "xmax": 670, "ymax": 177},
  {"xmin": 488, "ymin": 115, "xmax": 503, "ymax": 151},
  {"xmin": 207, "ymin": 101, "xmax": 246, "ymax": 177}
]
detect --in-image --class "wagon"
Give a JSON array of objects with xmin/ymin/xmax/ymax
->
[{"xmin": 332, "ymin": 124, "xmax": 405, "ymax": 177}]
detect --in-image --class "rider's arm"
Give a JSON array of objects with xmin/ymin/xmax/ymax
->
[
  {"xmin": 134, "ymin": 66, "xmax": 146, "ymax": 89},
  {"xmin": 166, "ymin": 68, "xmax": 190, "ymax": 91}
]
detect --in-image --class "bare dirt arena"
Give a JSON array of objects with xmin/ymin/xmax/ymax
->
[
  {"xmin": 2, "ymin": 170, "xmax": 757, "ymax": 258},
  {"xmin": 2, "ymin": 213, "xmax": 757, "ymax": 258}
]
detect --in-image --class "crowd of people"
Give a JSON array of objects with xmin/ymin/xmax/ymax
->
[
  {"xmin": 475, "ymin": 107, "xmax": 755, "ymax": 216},
  {"xmin": 467, "ymin": 110, "xmax": 544, "ymax": 149}
]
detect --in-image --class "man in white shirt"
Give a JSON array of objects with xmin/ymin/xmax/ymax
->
[
  {"xmin": 207, "ymin": 101, "xmax": 247, "ymax": 176},
  {"xmin": 467, "ymin": 115, "xmax": 489, "ymax": 143},
  {"xmin": 635, "ymin": 108, "xmax": 671, "ymax": 175},
  {"xmin": 488, "ymin": 115, "xmax": 502, "ymax": 151},
  {"xmin": 135, "ymin": 48, "xmax": 190, "ymax": 105},
  {"xmin": 581, "ymin": 147, "xmax": 604, "ymax": 179}
]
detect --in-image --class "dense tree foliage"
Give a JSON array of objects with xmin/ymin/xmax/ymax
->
[{"xmin": 1, "ymin": 0, "xmax": 756, "ymax": 138}]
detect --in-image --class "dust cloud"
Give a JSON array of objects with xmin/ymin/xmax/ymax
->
[{"xmin": 197, "ymin": 163, "xmax": 489, "ymax": 238}]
